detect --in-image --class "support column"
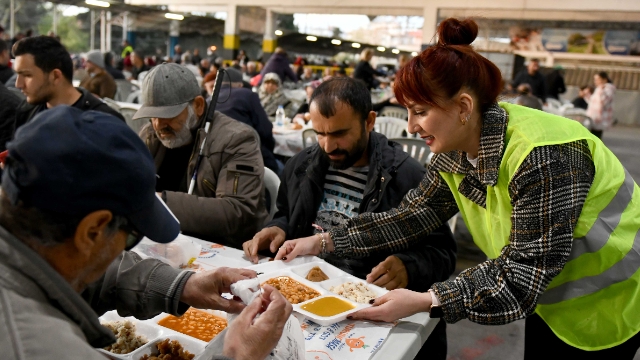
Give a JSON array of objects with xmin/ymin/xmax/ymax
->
[
  {"xmin": 10, "ymin": 0, "xmax": 15, "ymax": 38},
  {"xmin": 169, "ymin": 20, "xmax": 180, "ymax": 59},
  {"xmin": 52, "ymin": 4, "xmax": 58, "ymax": 35},
  {"xmin": 262, "ymin": 9, "xmax": 277, "ymax": 62},
  {"xmin": 90, "ymin": 10, "xmax": 96, "ymax": 50},
  {"xmin": 100, "ymin": 10, "xmax": 106, "ymax": 52},
  {"xmin": 421, "ymin": 5, "xmax": 438, "ymax": 51},
  {"xmin": 222, "ymin": 4, "xmax": 240, "ymax": 61},
  {"xmin": 123, "ymin": 12, "xmax": 137, "ymax": 48},
  {"xmin": 106, "ymin": 11, "xmax": 112, "ymax": 51}
]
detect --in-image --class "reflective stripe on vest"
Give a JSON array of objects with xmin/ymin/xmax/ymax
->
[{"xmin": 439, "ymin": 103, "xmax": 640, "ymax": 350}]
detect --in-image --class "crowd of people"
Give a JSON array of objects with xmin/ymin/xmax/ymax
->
[{"xmin": 0, "ymin": 16, "xmax": 637, "ymax": 360}]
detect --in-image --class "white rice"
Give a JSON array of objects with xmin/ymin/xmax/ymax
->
[
  {"xmin": 102, "ymin": 320, "xmax": 148, "ymax": 354},
  {"xmin": 329, "ymin": 281, "xmax": 377, "ymax": 304}
]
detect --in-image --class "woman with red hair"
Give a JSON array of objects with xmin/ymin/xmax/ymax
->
[{"xmin": 276, "ymin": 17, "xmax": 640, "ymax": 358}]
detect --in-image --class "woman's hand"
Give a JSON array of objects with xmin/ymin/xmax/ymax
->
[
  {"xmin": 347, "ymin": 289, "xmax": 432, "ymax": 323},
  {"xmin": 274, "ymin": 235, "xmax": 321, "ymax": 262}
]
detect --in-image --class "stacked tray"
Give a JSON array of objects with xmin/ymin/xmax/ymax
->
[{"xmin": 257, "ymin": 261, "xmax": 388, "ymax": 326}]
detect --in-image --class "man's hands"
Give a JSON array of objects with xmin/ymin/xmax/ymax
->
[
  {"xmin": 180, "ymin": 267, "xmax": 256, "ymax": 314},
  {"xmin": 348, "ymin": 289, "xmax": 431, "ymax": 323},
  {"xmin": 242, "ymin": 227, "xmax": 286, "ymax": 264},
  {"xmin": 222, "ymin": 285, "xmax": 293, "ymax": 360},
  {"xmin": 366, "ymin": 256, "xmax": 408, "ymax": 290}
]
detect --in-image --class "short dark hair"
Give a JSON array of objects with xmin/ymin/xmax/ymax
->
[
  {"xmin": 12, "ymin": 36, "xmax": 73, "ymax": 83},
  {"xmin": 0, "ymin": 39, "xmax": 7, "ymax": 53},
  {"xmin": 309, "ymin": 77, "xmax": 371, "ymax": 121},
  {"xmin": 0, "ymin": 195, "xmax": 126, "ymax": 247},
  {"xmin": 597, "ymin": 71, "xmax": 610, "ymax": 83}
]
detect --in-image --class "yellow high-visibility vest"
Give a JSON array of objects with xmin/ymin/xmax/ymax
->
[{"xmin": 439, "ymin": 103, "xmax": 640, "ymax": 350}]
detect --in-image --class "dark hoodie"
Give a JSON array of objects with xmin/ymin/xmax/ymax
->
[{"xmin": 258, "ymin": 52, "xmax": 298, "ymax": 85}]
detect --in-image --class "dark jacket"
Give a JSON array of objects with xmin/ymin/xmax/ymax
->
[
  {"xmin": 105, "ymin": 65, "xmax": 125, "ymax": 80},
  {"xmin": 259, "ymin": 53, "xmax": 297, "ymax": 84},
  {"xmin": 267, "ymin": 131, "xmax": 457, "ymax": 292},
  {"xmin": 11, "ymin": 87, "xmax": 124, "ymax": 144},
  {"xmin": 545, "ymin": 70, "xmax": 566, "ymax": 100},
  {"xmin": 353, "ymin": 60, "xmax": 384, "ymax": 90},
  {"xmin": 0, "ymin": 83, "xmax": 21, "ymax": 151},
  {"xmin": 215, "ymin": 85, "xmax": 278, "ymax": 172},
  {"xmin": 0, "ymin": 64, "xmax": 14, "ymax": 85},
  {"xmin": 512, "ymin": 70, "xmax": 547, "ymax": 101}
]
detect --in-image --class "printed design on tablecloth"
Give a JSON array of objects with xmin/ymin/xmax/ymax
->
[
  {"xmin": 307, "ymin": 350, "xmax": 334, "ymax": 360},
  {"xmin": 198, "ymin": 248, "xmax": 220, "ymax": 259},
  {"xmin": 345, "ymin": 336, "xmax": 368, "ymax": 352},
  {"xmin": 210, "ymin": 243, "xmax": 226, "ymax": 249}
]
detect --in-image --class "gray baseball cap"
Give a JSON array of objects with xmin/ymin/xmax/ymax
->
[{"xmin": 133, "ymin": 63, "xmax": 202, "ymax": 120}]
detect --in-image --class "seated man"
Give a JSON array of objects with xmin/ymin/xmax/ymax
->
[
  {"xmin": 9, "ymin": 36, "xmax": 124, "ymax": 146},
  {"xmin": 0, "ymin": 106, "xmax": 291, "ymax": 360},
  {"xmin": 243, "ymin": 77, "xmax": 457, "ymax": 359},
  {"xmin": 133, "ymin": 63, "xmax": 267, "ymax": 247},
  {"xmin": 215, "ymin": 68, "xmax": 279, "ymax": 174},
  {"xmin": 80, "ymin": 50, "xmax": 117, "ymax": 99}
]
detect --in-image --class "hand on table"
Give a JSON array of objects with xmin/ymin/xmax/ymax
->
[
  {"xmin": 242, "ymin": 227, "xmax": 286, "ymax": 264},
  {"xmin": 222, "ymin": 284, "xmax": 293, "ymax": 360},
  {"xmin": 180, "ymin": 267, "xmax": 257, "ymax": 314},
  {"xmin": 274, "ymin": 235, "xmax": 322, "ymax": 262},
  {"xmin": 348, "ymin": 289, "xmax": 431, "ymax": 323},
  {"xmin": 366, "ymin": 256, "xmax": 408, "ymax": 290}
]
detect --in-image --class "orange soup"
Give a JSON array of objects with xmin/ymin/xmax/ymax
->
[
  {"xmin": 263, "ymin": 276, "xmax": 321, "ymax": 304},
  {"xmin": 157, "ymin": 308, "xmax": 227, "ymax": 342},
  {"xmin": 301, "ymin": 296, "xmax": 356, "ymax": 317}
]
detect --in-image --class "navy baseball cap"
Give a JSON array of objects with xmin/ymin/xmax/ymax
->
[{"xmin": 2, "ymin": 106, "xmax": 180, "ymax": 244}]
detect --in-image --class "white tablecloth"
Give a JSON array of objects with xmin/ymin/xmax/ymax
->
[
  {"xmin": 187, "ymin": 236, "xmax": 435, "ymax": 360},
  {"xmin": 273, "ymin": 125, "xmax": 305, "ymax": 158}
]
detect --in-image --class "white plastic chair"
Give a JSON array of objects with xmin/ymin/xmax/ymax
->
[
  {"xmin": 126, "ymin": 89, "xmax": 141, "ymax": 104},
  {"xmin": 263, "ymin": 167, "xmax": 281, "ymax": 225},
  {"xmin": 379, "ymin": 106, "xmax": 408, "ymax": 120},
  {"xmin": 374, "ymin": 116, "xmax": 408, "ymax": 138},
  {"xmin": 390, "ymin": 138, "xmax": 431, "ymax": 167},
  {"xmin": 302, "ymin": 128, "xmax": 318, "ymax": 148}
]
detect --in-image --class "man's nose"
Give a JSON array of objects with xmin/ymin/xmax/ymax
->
[{"xmin": 322, "ymin": 137, "xmax": 337, "ymax": 154}]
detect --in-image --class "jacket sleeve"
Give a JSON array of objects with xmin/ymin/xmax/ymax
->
[
  {"xmin": 165, "ymin": 128, "xmax": 266, "ymax": 248},
  {"xmin": 82, "ymin": 251, "xmax": 193, "ymax": 319},
  {"xmin": 250, "ymin": 93, "xmax": 276, "ymax": 152},
  {"xmin": 284, "ymin": 65, "xmax": 298, "ymax": 83}
]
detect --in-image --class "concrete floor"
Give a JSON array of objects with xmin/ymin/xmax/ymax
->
[{"xmin": 444, "ymin": 125, "xmax": 640, "ymax": 360}]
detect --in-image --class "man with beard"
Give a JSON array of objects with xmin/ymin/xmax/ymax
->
[
  {"xmin": 8, "ymin": 36, "xmax": 123, "ymax": 146},
  {"xmin": 135, "ymin": 63, "xmax": 267, "ymax": 248},
  {"xmin": 243, "ymin": 77, "xmax": 457, "ymax": 359}
]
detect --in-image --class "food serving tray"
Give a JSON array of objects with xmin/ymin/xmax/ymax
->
[{"xmin": 257, "ymin": 261, "xmax": 388, "ymax": 326}]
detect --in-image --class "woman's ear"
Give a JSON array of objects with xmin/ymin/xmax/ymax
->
[{"xmin": 458, "ymin": 92, "xmax": 474, "ymax": 119}]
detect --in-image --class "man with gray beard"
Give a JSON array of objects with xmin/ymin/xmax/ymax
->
[{"xmin": 134, "ymin": 63, "xmax": 267, "ymax": 248}]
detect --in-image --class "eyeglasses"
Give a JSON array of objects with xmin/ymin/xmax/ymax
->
[{"xmin": 120, "ymin": 220, "xmax": 144, "ymax": 251}]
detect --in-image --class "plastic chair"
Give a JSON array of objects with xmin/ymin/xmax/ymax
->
[
  {"xmin": 126, "ymin": 90, "xmax": 141, "ymax": 104},
  {"xmin": 390, "ymin": 138, "xmax": 431, "ymax": 167},
  {"xmin": 302, "ymin": 128, "xmax": 318, "ymax": 148},
  {"xmin": 263, "ymin": 167, "xmax": 281, "ymax": 225},
  {"xmin": 374, "ymin": 117, "xmax": 408, "ymax": 139},
  {"xmin": 101, "ymin": 97, "xmax": 121, "ymax": 112},
  {"xmin": 114, "ymin": 80, "xmax": 138, "ymax": 102},
  {"xmin": 378, "ymin": 106, "xmax": 408, "ymax": 120},
  {"xmin": 545, "ymin": 98, "xmax": 563, "ymax": 110},
  {"xmin": 562, "ymin": 108, "xmax": 593, "ymax": 131}
]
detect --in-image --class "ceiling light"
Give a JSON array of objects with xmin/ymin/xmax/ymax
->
[
  {"xmin": 411, "ymin": 51, "xmax": 418, "ymax": 56},
  {"xmin": 392, "ymin": 49, "xmax": 400, "ymax": 54},
  {"xmin": 306, "ymin": 36, "xmax": 317, "ymax": 42},
  {"xmin": 274, "ymin": 30, "xmax": 283, "ymax": 36},
  {"xmin": 85, "ymin": 0, "xmax": 110, "ymax": 7},
  {"xmin": 331, "ymin": 39, "xmax": 341, "ymax": 45},
  {"xmin": 352, "ymin": 43, "xmax": 361, "ymax": 48},
  {"xmin": 165, "ymin": 13, "xmax": 184, "ymax": 20},
  {"xmin": 377, "ymin": 46, "xmax": 385, "ymax": 52}
]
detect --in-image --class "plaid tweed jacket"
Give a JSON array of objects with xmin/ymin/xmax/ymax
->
[{"xmin": 330, "ymin": 103, "xmax": 596, "ymax": 324}]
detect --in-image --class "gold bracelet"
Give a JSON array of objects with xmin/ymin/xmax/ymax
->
[{"xmin": 316, "ymin": 232, "xmax": 326, "ymax": 255}]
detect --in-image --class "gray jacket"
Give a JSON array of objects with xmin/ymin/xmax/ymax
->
[
  {"xmin": 0, "ymin": 225, "xmax": 235, "ymax": 359},
  {"xmin": 140, "ymin": 109, "xmax": 268, "ymax": 248}
]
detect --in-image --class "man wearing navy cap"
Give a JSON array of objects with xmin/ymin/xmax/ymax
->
[{"xmin": 0, "ymin": 107, "xmax": 291, "ymax": 360}]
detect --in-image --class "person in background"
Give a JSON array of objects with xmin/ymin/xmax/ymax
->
[
  {"xmin": 353, "ymin": 48, "xmax": 385, "ymax": 90},
  {"xmin": 277, "ymin": 17, "xmax": 640, "ymax": 358},
  {"xmin": 133, "ymin": 63, "xmax": 267, "ymax": 247},
  {"xmin": 258, "ymin": 47, "xmax": 297, "ymax": 84},
  {"xmin": 299, "ymin": 66, "xmax": 316, "ymax": 82},
  {"xmin": 0, "ymin": 39, "xmax": 14, "ymax": 84},
  {"xmin": 121, "ymin": 39, "xmax": 133, "ymax": 59},
  {"xmin": 215, "ymin": 68, "xmax": 279, "ymax": 175},
  {"xmin": 545, "ymin": 66, "xmax": 566, "ymax": 100},
  {"xmin": 192, "ymin": 48, "xmax": 202, "ymax": 66},
  {"xmin": 103, "ymin": 51, "xmax": 125, "ymax": 80},
  {"xmin": 571, "ymin": 85, "xmax": 592, "ymax": 110},
  {"xmin": 586, "ymin": 71, "xmax": 616, "ymax": 139},
  {"xmin": 244, "ymin": 77, "xmax": 456, "ymax": 360},
  {"xmin": 0, "ymin": 105, "xmax": 291, "ymax": 360},
  {"xmin": 237, "ymin": 49, "xmax": 249, "ymax": 67},
  {"xmin": 246, "ymin": 61, "xmax": 259, "ymax": 78},
  {"xmin": 8, "ymin": 36, "xmax": 123, "ymax": 149},
  {"xmin": 0, "ymin": 83, "xmax": 21, "ymax": 151},
  {"xmin": 512, "ymin": 58, "xmax": 546, "ymax": 102},
  {"xmin": 322, "ymin": 67, "xmax": 333, "ymax": 81},
  {"xmin": 292, "ymin": 81, "xmax": 319, "ymax": 124},
  {"xmin": 129, "ymin": 50, "xmax": 150, "ymax": 81},
  {"xmin": 79, "ymin": 50, "xmax": 117, "ymax": 100},
  {"xmin": 199, "ymin": 58, "xmax": 211, "ymax": 77},
  {"xmin": 514, "ymin": 83, "xmax": 543, "ymax": 110},
  {"xmin": 258, "ymin": 72, "xmax": 293, "ymax": 117},
  {"xmin": 172, "ymin": 44, "xmax": 182, "ymax": 64}
]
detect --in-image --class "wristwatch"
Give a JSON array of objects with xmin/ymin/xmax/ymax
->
[{"xmin": 429, "ymin": 304, "xmax": 443, "ymax": 318}]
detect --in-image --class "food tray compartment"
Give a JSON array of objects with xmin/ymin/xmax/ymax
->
[
  {"xmin": 294, "ymin": 294, "xmax": 365, "ymax": 326},
  {"xmin": 319, "ymin": 276, "xmax": 388, "ymax": 304},
  {"xmin": 257, "ymin": 269, "xmax": 327, "ymax": 305},
  {"xmin": 151, "ymin": 309, "xmax": 228, "ymax": 344},
  {"xmin": 289, "ymin": 261, "xmax": 346, "ymax": 282},
  {"xmin": 130, "ymin": 334, "xmax": 206, "ymax": 360},
  {"xmin": 98, "ymin": 310, "xmax": 164, "ymax": 359}
]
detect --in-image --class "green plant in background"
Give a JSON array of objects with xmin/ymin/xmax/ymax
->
[{"xmin": 38, "ymin": 10, "xmax": 89, "ymax": 53}]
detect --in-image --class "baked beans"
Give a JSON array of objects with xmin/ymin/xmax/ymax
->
[
  {"xmin": 157, "ymin": 308, "xmax": 227, "ymax": 342},
  {"xmin": 263, "ymin": 276, "xmax": 320, "ymax": 304}
]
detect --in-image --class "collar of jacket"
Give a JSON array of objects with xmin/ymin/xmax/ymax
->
[
  {"xmin": 0, "ymin": 225, "xmax": 116, "ymax": 348},
  {"xmin": 429, "ymin": 103, "xmax": 508, "ymax": 187},
  {"xmin": 17, "ymin": 87, "xmax": 102, "ymax": 121},
  {"xmin": 294, "ymin": 131, "xmax": 409, "ymax": 190}
]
